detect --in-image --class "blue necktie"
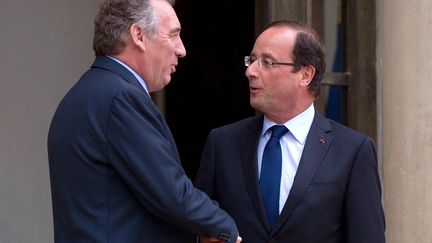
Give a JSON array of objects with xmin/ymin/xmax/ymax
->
[{"xmin": 259, "ymin": 125, "xmax": 288, "ymax": 231}]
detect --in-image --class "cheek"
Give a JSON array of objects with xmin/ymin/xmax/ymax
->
[
  {"xmin": 264, "ymin": 75, "xmax": 287, "ymax": 93},
  {"xmin": 268, "ymin": 76, "xmax": 297, "ymax": 99}
]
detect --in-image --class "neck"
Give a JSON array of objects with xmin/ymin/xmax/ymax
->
[{"xmin": 265, "ymin": 102, "xmax": 314, "ymax": 124}]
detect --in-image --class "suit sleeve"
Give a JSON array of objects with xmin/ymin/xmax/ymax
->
[
  {"xmin": 195, "ymin": 131, "xmax": 216, "ymax": 198},
  {"xmin": 106, "ymin": 90, "xmax": 238, "ymax": 242},
  {"xmin": 345, "ymin": 138, "xmax": 386, "ymax": 243}
]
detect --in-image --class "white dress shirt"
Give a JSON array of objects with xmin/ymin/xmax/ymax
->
[{"xmin": 258, "ymin": 104, "xmax": 315, "ymax": 213}]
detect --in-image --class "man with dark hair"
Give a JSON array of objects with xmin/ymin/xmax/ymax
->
[
  {"xmin": 195, "ymin": 20, "xmax": 386, "ymax": 243},
  {"xmin": 48, "ymin": 0, "xmax": 240, "ymax": 242}
]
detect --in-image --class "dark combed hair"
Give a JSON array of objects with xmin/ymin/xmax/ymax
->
[{"xmin": 264, "ymin": 20, "xmax": 326, "ymax": 97}]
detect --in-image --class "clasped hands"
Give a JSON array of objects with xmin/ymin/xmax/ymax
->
[{"xmin": 199, "ymin": 235, "xmax": 242, "ymax": 243}]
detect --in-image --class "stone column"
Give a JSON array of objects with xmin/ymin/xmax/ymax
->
[{"xmin": 378, "ymin": 0, "xmax": 432, "ymax": 242}]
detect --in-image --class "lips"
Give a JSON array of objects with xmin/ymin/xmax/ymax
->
[
  {"xmin": 249, "ymin": 85, "xmax": 262, "ymax": 94},
  {"xmin": 170, "ymin": 65, "xmax": 177, "ymax": 73},
  {"xmin": 249, "ymin": 82, "xmax": 262, "ymax": 90}
]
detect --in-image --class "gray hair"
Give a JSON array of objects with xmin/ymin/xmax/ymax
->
[{"xmin": 93, "ymin": 0, "xmax": 175, "ymax": 56}]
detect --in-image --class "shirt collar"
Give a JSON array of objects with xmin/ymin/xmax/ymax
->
[
  {"xmin": 262, "ymin": 104, "xmax": 315, "ymax": 145},
  {"xmin": 107, "ymin": 56, "xmax": 149, "ymax": 95}
]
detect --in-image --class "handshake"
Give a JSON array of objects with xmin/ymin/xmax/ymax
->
[{"xmin": 200, "ymin": 236, "xmax": 242, "ymax": 243}]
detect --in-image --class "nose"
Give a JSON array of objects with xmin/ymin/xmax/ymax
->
[
  {"xmin": 176, "ymin": 38, "xmax": 187, "ymax": 58},
  {"xmin": 245, "ymin": 63, "xmax": 257, "ymax": 81}
]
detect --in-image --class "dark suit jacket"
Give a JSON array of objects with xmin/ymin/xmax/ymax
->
[
  {"xmin": 48, "ymin": 56, "xmax": 237, "ymax": 243},
  {"xmin": 195, "ymin": 114, "xmax": 385, "ymax": 243}
]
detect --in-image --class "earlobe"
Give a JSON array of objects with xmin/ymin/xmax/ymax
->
[
  {"xmin": 130, "ymin": 23, "xmax": 146, "ymax": 51},
  {"xmin": 301, "ymin": 65, "xmax": 315, "ymax": 86}
]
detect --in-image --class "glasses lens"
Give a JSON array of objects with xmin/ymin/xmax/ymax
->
[{"xmin": 244, "ymin": 56, "xmax": 250, "ymax": 67}]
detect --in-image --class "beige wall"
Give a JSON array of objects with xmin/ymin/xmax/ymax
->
[
  {"xmin": 378, "ymin": 0, "xmax": 432, "ymax": 242},
  {"xmin": 0, "ymin": 0, "xmax": 100, "ymax": 242}
]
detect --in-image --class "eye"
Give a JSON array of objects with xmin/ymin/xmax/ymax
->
[
  {"xmin": 263, "ymin": 58, "xmax": 275, "ymax": 67},
  {"xmin": 169, "ymin": 33, "xmax": 180, "ymax": 38}
]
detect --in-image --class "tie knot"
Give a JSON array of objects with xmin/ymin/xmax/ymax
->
[{"xmin": 270, "ymin": 125, "xmax": 288, "ymax": 139}]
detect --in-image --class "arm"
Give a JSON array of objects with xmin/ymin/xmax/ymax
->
[
  {"xmin": 345, "ymin": 138, "xmax": 386, "ymax": 243},
  {"xmin": 107, "ymin": 90, "xmax": 238, "ymax": 242}
]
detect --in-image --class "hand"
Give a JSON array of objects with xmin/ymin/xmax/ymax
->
[
  {"xmin": 236, "ymin": 236, "xmax": 242, "ymax": 243},
  {"xmin": 199, "ymin": 236, "xmax": 224, "ymax": 243}
]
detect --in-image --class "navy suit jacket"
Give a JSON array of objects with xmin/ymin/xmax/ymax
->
[
  {"xmin": 195, "ymin": 114, "xmax": 385, "ymax": 243},
  {"xmin": 48, "ymin": 56, "xmax": 237, "ymax": 243}
]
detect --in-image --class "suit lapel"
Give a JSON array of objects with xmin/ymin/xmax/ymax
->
[
  {"xmin": 240, "ymin": 115, "xmax": 271, "ymax": 230},
  {"xmin": 273, "ymin": 113, "xmax": 333, "ymax": 233}
]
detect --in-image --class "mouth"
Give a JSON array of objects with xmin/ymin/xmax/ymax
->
[
  {"xmin": 249, "ymin": 84, "xmax": 262, "ymax": 93},
  {"xmin": 170, "ymin": 64, "xmax": 177, "ymax": 74}
]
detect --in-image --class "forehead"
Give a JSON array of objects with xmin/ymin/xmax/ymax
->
[
  {"xmin": 252, "ymin": 26, "xmax": 297, "ymax": 57},
  {"xmin": 151, "ymin": 0, "xmax": 181, "ymax": 29}
]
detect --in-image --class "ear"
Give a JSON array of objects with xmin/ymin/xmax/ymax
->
[
  {"xmin": 129, "ymin": 23, "xmax": 146, "ymax": 51},
  {"xmin": 300, "ymin": 65, "xmax": 315, "ymax": 87}
]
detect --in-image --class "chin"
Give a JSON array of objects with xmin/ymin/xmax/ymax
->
[
  {"xmin": 155, "ymin": 77, "xmax": 171, "ymax": 90},
  {"xmin": 250, "ymin": 100, "xmax": 260, "ymax": 111},
  {"xmin": 164, "ymin": 78, "xmax": 171, "ymax": 87}
]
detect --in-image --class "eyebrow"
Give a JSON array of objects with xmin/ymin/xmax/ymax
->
[
  {"xmin": 261, "ymin": 52, "xmax": 275, "ymax": 59},
  {"xmin": 250, "ymin": 52, "xmax": 275, "ymax": 59}
]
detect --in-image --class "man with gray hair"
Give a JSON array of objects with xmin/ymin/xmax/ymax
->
[{"xmin": 48, "ymin": 0, "xmax": 240, "ymax": 242}]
